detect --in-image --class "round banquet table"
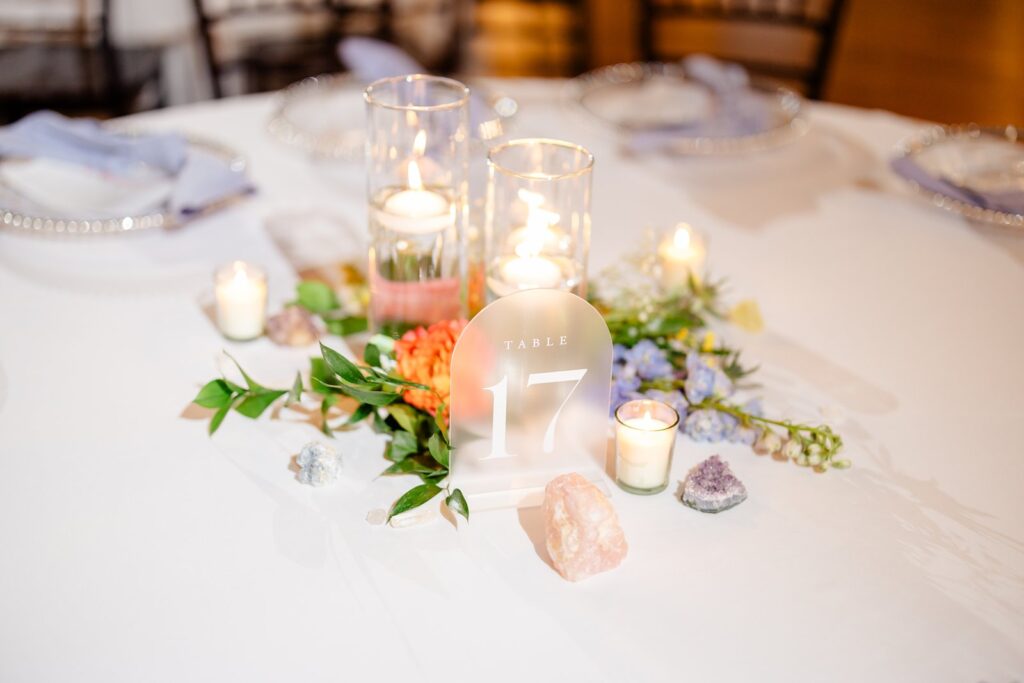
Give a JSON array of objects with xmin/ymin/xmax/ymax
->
[{"xmin": 1, "ymin": 80, "xmax": 1022, "ymax": 682}]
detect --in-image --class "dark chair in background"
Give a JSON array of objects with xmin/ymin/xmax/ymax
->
[
  {"xmin": 192, "ymin": 0, "xmax": 394, "ymax": 98},
  {"xmin": 0, "ymin": 0, "xmax": 164, "ymax": 123},
  {"xmin": 637, "ymin": 0, "xmax": 847, "ymax": 98}
]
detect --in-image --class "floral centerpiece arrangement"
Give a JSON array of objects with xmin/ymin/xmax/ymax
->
[
  {"xmin": 593, "ymin": 274, "xmax": 847, "ymax": 470},
  {"xmin": 193, "ymin": 268, "xmax": 847, "ymax": 523}
]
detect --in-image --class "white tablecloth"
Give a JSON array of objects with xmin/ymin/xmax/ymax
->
[{"xmin": 1, "ymin": 81, "xmax": 1022, "ymax": 682}]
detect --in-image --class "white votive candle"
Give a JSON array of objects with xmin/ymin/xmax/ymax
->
[
  {"xmin": 615, "ymin": 399, "xmax": 680, "ymax": 494},
  {"xmin": 658, "ymin": 223, "xmax": 706, "ymax": 290},
  {"xmin": 499, "ymin": 254, "xmax": 563, "ymax": 290},
  {"xmin": 215, "ymin": 261, "xmax": 267, "ymax": 341}
]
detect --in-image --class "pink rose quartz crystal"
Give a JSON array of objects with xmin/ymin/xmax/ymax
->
[{"xmin": 543, "ymin": 473, "xmax": 628, "ymax": 582}]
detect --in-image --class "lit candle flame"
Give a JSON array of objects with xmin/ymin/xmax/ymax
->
[
  {"xmin": 406, "ymin": 130, "xmax": 428, "ymax": 190},
  {"xmin": 407, "ymin": 158, "xmax": 423, "ymax": 190},
  {"xmin": 673, "ymin": 224, "xmax": 692, "ymax": 251},
  {"xmin": 514, "ymin": 191, "xmax": 560, "ymax": 259},
  {"xmin": 643, "ymin": 409, "xmax": 653, "ymax": 422}
]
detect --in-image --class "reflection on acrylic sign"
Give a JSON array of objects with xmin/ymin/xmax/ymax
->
[{"xmin": 449, "ymin": 289, "xmax": 613, "ymax": 509}]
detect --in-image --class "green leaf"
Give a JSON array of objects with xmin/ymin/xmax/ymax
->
[
  {"xmin": 372, "ymin": 409, "xmax": 391, "ymax": 434},
  {"xmin": 445, "ymin": 489, "xmax": 469, "ymax": 521},
  {"xmin": 309, "ymin": 357, "xmax": 338, "ymax": 395},
  {"xmin": 363, "ymin": 342, "xmax": 382, "ymax": 369},
  {"xmin": 193, "ymin": 379, "xmax": 234, "ymax": 409},
  {"xmin": 390, "ymin": 430, "xmax": 420, "ymax": 461},
  {"xmin": 324, "ymin": 316, "xmax": 368, "ymax": 336},
  {"xmin": 222, "ymin": 378, "xmax": 245, "ymax": 394},
  {"xmin": 387, "ymin": 483, "xmax": 443, "ymax": 521},
  {"xmin": 367, "ymin": 369, "xmax": 430, "ymax": 391},
  {"xmin": 285, "ymin": 372, "xmax": 303, "ymax": 406},
  {"xmin": 235, "ymin": 389, "xmax": 286, "ymax": 418},
  {"xmin": 209, "ymin": 396, "xmax": 238, "ymax": 435},
  {"xmin": 366, "ymin": 334, "xmax": 395, "ymax": 355},
  {"xmin": 386, "ymin": 404, "xmax": 422, "ymax": 436},
  {"xmin": 224, "ymin": 352, "xmax": 265, "ymax": 392},
  {"xmin": 345, "ymin": 402, "xmax": 375, "ymax": 426},
  {"xmin": 295, "ymin": 281, "xmax": 339, "ymax": 314},
  {"xmin": 319, "ymin": 343, "xmax": 369, "ymax": 386},
  {"xmin": 433, "ymin": 407, "xmax": 449, "ymax": 443},
  {"xmin": 315, "ymin": 378, "xmax": 401, "ymax": 406},
  {"xmin": 320, "ymin": 394, "xmax": 338, "ymax": 436},
  {"xmin": 382, "ymin": 458, "xmax": 440, "ymax": 477},
  {"xmin": 427, "ymin": 432, "xmax": 449, "ymax": 469}
]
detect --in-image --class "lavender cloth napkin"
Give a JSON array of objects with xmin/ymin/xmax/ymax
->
[
  {"xmin": 0, "ymin": 110, "xmax": 253, "ymax": 219},
  {"xmin": 890, "ymin": 156, "xmax": 1024, "ymax": 215},
  {"xmin": 337, "ymin": 37, "xmax": 493, "ymax": 130},
  {"xmin": 624, "ymin": 55, "xmax": 774, "ymax": 155}
]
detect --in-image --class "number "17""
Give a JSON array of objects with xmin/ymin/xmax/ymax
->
[{"xmin": 482, "ymin": 369, "xmax": 587, "ymax": 460}]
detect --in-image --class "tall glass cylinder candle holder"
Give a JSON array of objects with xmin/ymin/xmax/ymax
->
[
  {"xmin": 484, "ymin": 138, "xmax": 593, "ymax": 301},
  {"xmin": 365, "ymin": 75, "xmax": 470, "ymax": 336},
  {"xmin": 614, "ymin": 399, "xmax": 680, "ymax": 495}
]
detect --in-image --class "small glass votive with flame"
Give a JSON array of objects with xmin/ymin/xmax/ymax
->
[
  {"xmin": 657, "ymin": 222, "xmax": 706, "ymax": 290},
  {"xmin": 614, "ymin": 399, "xmax": 680, "ymax": 494},
  {"xmin": 214, "ymin": 261, "xmax": 268, "ymax": 341}
]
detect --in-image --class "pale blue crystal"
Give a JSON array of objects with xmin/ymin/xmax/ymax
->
[{"xmin": 297, "ymin": 441, "xmax": 341, "ymax": 487}]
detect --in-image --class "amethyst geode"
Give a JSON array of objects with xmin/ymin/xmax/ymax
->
[{"xmin": 681, "ymin": 455, "xmax": 747, "ymax": 513}]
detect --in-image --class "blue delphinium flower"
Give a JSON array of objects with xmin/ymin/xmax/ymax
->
[
  {"xmin": 725, "ymin": 398, "xmax": 762, "ymax": 444},
  {"xmin": 684, "ymin": 352, "xmax": 734, "ymax": 403},
  {"xmin": 683, "ymin": 409, "xmax": 729, "ymax": 442},
  {"xmin": 684, "ymin": 352, "xmax": 717, "ymax": 403},
  {"xmin": 610, "ymin": 378, "xmax": 642, "ymax": 416},
  {"xmin": 624, "ymin": 339, "xmax": 674, "ymax": 381},
  {"xmin": 613, "ymin": 344, "xmax": 629, "ymax": 364},
  {"xmin": 643, "ymin": 388, "xmax": 689, "ymax": 424}
]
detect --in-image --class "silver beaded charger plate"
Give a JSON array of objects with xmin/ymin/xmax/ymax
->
[
  {"xmin": 894, "ymin": 124, "xmax": 1024, "ymax": 229},
  {"xmin": 565, "ymin": 62, "xmax": 808, "ymax": 155},
  {"xmin": 268, "ymin": 73, "xmax": 519, "ymax": 160},
  {"xmin": 0, "ymin": 135, "xmax": 247, "ymax": 237}
]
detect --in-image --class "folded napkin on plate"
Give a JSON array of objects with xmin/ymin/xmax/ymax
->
[
  {"xmin": 890, "ymin": 156, "xmax": 1024, "ymax": 215},
  {"xmin": 624, "ymin": 55, "xmax": 775, "ymax": 155},
  {"xmin": 0, "ymin": 110, "xmax": 253, "ymax": 219},
  {"xmin": 338, "ymin": 36, "xmax": 493, "ymax": 130}
]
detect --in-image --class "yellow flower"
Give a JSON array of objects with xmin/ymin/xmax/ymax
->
[
  {"xmin": 728, "ymin": 299, "xmax": 763, "ymax": 333},
  {"xmin": 701, "ymin": 332, "xmax": 716, "ymax": 352},
  {"xmin": 675, "ymin": 328, "xmax": 689, "ymax": 342}
]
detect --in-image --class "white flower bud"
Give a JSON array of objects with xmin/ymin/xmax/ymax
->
[
  {"xmin": 807, "ymin": 453, "xmax": 822, "ymax": 467},
  {"xmin": 796, "ymin": 454, "xmax": 810, "ymax": 467},
  {"xmin": 754, "ymin": 431, "xmax": 782, "ymax": 455},
  {"xmin": 781, "ymin": 439, "xmax": 802, "ymax": 460}
]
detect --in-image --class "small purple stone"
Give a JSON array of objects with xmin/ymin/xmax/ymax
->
[{"xmin": 681, "ymin": 455, "xmax": 747, "ymax": 513}]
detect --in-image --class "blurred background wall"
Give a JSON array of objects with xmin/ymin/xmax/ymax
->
[{"xmin": 0, "ymin": 0, "xmax": 1020, "ymax": 124}]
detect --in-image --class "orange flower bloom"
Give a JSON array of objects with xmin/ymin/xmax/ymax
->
[{"xmin": 394, "ymin": 319, "xmax": 466, "ymax": 417}]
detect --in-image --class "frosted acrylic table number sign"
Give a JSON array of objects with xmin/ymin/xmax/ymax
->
[{"xmin": 450, "ymin": 289, "xmax": 613, "ymax": 510}]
